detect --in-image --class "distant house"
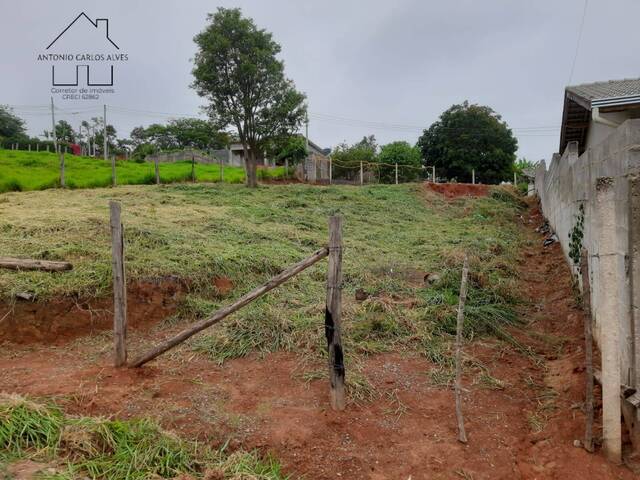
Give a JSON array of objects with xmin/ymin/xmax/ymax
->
[
  {"xmin": 560, "ymin": 78, "xmax": 640, "ymax": 155},
  {"xmin": 213, "ymin": 137, "xmax": 328, "ymax": 168}
]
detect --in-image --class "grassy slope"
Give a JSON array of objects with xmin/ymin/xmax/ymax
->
[
  {"xmin": 0, "ymin": 149, "xmax": 286, "ymax": 192},
  {"xmin": 0, "ymin": 183, "xmax": 527, "ymax": 367}
]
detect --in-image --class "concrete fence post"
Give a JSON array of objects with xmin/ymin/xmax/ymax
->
[
  {"xmin": 629, "ymin": 175, "xmax": 640, "ymax": 448},
  {"xmin": 596, "ymin": 176, "xmax": 622, "ymax": 463}
]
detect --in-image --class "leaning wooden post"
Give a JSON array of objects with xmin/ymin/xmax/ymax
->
[
  {"xmin": 326, "ymin": 215, "xmax": 345, "ymax": 410},
  {"xmin": 59, "ymin": 151, "xmax": 65, "ymax": 188},
  {"xmin": 154, "ymin": 157, "xmax": 160, "ymax": 185},
  {"xmin": 580, "ymin": 248, "xmax": 595, "ymax": 452},
  {"xmin": 110, "ymin": 201, "xmax": 127, "ymax": 367},
  {"xmin": 455, "ymin": 255, "xmax": 469, "ymax": 443}
]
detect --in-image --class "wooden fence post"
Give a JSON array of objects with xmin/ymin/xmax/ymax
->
[
  {"xmin": 395, "ymin": 163, "xmax": 398, "ymax": 185},
  {"xmin": 360, "ymin": 162, "xmax": 363, "ymax": 186},
  {"xmin": 111, "ymin": 155, "xmax": 117, "ymax": 187},
  {"xmin": 472, "ymin": 169, "xmax": 475, "ymax": 185},
  {"xmin": 59, "ymin": 151, "xmax": 65, "ymax": 188},
  {"xmin": 154, "ymin": 157, "xmax": 160, "ymax": 185},
  {"xmin": 455, "ymin": 255, "xmax": 469, "ymax": 443},
  {"xmin": 329, "ymin": 158, "xmax": 333, "ymax": 185},
  {"xmin": 220, "ymin": 153, "xmax": 225, "ymax": 183},
  {"xmin": 191, "ymin": 155, "xmax": 196, "ymax": 182},
  {"xmin": 285, "ymin": 158, "xmax": 288, "ymax": 180},
  {"xmin": 432, "ymin": 166, "xmax": 436, "ymax": 183},
  {"xmin": 326, "ymin": 215, "xmax": 345, "ymax": 410},
  {"xmin": 110, "ymin": 201, "xmax": 127, "ymax": 367}
]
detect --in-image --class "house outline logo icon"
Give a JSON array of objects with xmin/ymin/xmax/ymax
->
[{"xmin": 42, "ymin": 12, "xmax": 127, "ymax": 88}]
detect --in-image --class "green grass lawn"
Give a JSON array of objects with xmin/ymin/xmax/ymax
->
[{"xmin": 0, "ymin": 149, "xmax": 287, "ymax": 192}]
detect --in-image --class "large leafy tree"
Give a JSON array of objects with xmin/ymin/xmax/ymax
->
[
  {"xmin": 330, "ymin": 135, "xmax": 378, "ymax": 179},
  {"xmin": 417, "ymin": 101, "xmax": 517, "ymax": 184},
  {"xmin": 191, "ymin": 7, "xmax": 307, "ymax": 187},
  {"xmin": 377, "ymin": 141, "xmax": 422, "ymax": 183},
  {"xmin": 265, "ymin": 135, "xmax": 307, "ymax": 165}
]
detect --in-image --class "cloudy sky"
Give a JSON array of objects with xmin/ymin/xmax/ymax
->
[{"xmin": 1, "ymin": 0, "xmax": 638, "ymax": 161}]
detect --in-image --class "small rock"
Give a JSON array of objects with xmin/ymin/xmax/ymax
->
[
  {"xmin": 573, "ymin": 439, "xmax": 582, "ymax": 448},
  {"xmin": 424, "ymin": 273, "xmax": 441, "ymax": 286}
]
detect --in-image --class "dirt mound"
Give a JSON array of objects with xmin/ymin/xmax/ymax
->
[
  {"xmin": 424, "ymin": 181, "xmax": 489, "ymax": 198},
  {"xmin": 0, "ymin": 279, "xmax": 185, "ymax": 345}
]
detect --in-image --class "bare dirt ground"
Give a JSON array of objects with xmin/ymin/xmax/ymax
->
[
  {"xmin": 0, "ymin": 200, "xmax": 635, "ymax": 479},
  {"xmin": 425, "ymin": 182, "xmax": 489, "ymax": 198}
]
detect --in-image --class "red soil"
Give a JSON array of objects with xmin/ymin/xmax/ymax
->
[
  {"xmin": 425, "ymin": 182, "xmax": 490, "ymax": 198},
  {"xmin": 0, "ymin": 202, "xmax": 635, "ymax": 479}
]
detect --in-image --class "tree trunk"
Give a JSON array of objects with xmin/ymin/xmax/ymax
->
[{"xmin": 246, "ymin": 148, "xmax": 258, "ymax": 188}]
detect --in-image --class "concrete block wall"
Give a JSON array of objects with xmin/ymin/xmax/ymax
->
[{"xmin": 535, "ymin": 119, "xmax": 640, "ymax": 457}]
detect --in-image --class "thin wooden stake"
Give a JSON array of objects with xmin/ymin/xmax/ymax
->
[
  {"xmin": 455, "ymin": 255, "xmax": 469, "ymax": 443},
  {"xmin": 130, "ymin": 246, "xmax": 329, "ymax": 367},
  {"xmin": 395, "ymin": 163, "xmax": 398, "ymax": 185},
  {"xmin": 155, "ymin": 157, "xmax": 160, "ymax": 185},
  {"xmin": 110, "ymin": 201, "xmax": 127, "ymax": 367},
  {"xmin": 360, "ymin": 161, "xmax": 363, "ymax": 186},
  {"xmin": 111, "ymin": 155, "xmax": 117, "ymax": 187},
  {"xmin": 191, "ymin": 155, "xmax": 196, "ymax": 182},
  {"xmin": 59, "ymin": 151, "xmax": 65, "ymax": 188},
  {"xmin": 326, "ymin": 215, "xmax": 345, "ymax": 410},
  {"xmin": 580, "ymin": 249, "xmax": 594, "ymax": 452}
]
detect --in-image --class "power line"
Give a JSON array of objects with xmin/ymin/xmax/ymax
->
[
  {"xmin": 568, "ymin": 0, "xmax": 589, "ymax": 85},
  {"xmin": 5, "ymin": 103, "xmax": 560, "ymax": 137}
]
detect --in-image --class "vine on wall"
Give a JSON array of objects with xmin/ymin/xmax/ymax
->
[{"xmin": 569, "ymin": 203, "xmax": 585, "ymax": 266}]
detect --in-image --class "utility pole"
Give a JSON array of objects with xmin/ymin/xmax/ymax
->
[
  {"xmin": 50, "ymin": 97, "xmax": 58, "ymax": 153},
  {"xmin": 103, "ymin": 104, "xmax": 108, "ymax": 163},
  {"xmin": 305, "ymin": 112, "xmax": 309, "ymax": 153}
]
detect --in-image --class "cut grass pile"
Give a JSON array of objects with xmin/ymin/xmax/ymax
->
[
  {"xmin": 0, "ymin": 149, "xmax": 287, "ymax": 192},
  {"xmin": 0, "ymin": 182, "xmax": 529, "ymax": 378},
  {"xmin": 0, "ymin": 393, "xmax": 287, "ymax": 479}
]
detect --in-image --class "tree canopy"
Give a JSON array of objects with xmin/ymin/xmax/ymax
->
[
  {"xmin": 191, "ymin": 7, "xmax": 307, "ymax": 187},
  {"xmin": 0, "ymin": 105, "xmax": 27, "ymax": 144},
  {"xmin": 417, "ymin": 101, "xmax": 518, "ymax": 184},
  {"xmin": 377, "ymin": 141, "xmax": 422, "ymax": 182}
]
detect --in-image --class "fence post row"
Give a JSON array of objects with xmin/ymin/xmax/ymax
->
[
  {"xmin": 109, "ymin": 201, "xmax": 127, "ymax": 367},
  {"xmin": 326, "ymin": 215, "xmax": 345, "ymax": 410}
]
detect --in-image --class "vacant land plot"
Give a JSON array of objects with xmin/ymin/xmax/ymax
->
[
  {"xmin": 0, "ymin": 183, "xmax": 632, "ymax": 478},
  {"xmin": 0, "ymin": 149, "xmax": 286, "ymax": 192}
]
